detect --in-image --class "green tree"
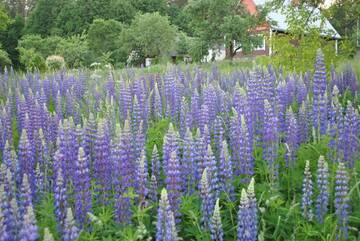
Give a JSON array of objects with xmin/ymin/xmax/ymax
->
[
  {"xmin": 0, "ymin": 11, "xmax": 23, "ymax": 67},
  {"xmin": 52, "ymin": 0, "xmax": 84, "ymax": 36},
  {"xmin": 185, "ymin": 0, "xmax": 264, "ymax": 60},
  {"xmin": 25, "ymin": 0, "xmax": 60, "ymax": 36},
  {"xmin": 18, "ymin": 47, "xmax": 46, "ymax": 72},
  {"xmin": 131, "ymin": 0, "xmax": 168, "ymax": 14},
  {"xmin": 1, "ymin": 0, "xmax": 37, "ymax": 18},
  {"xmin": 107, "ymin": 0, "xmax": 136, "ymax": 23},
  {"xmin": 0, "ymin": 3, "xmax": 11, "ymax": 30},
  {"xmin": 55, "ymin": 35, "xmax": 91, "ymax": 68},
  {"xmin": 88, "ymin": 19, "xmax": 124, "ymax": 63},
  {"xmin": 18, "ymin": 35, "xmax": 63, "ymax": 58},
  {"xmin": 126, "ymin": 12, "xmax": 177, "ymax": 59},
  {"xmin": 326, "ymin": 0, "xmax": 360, "ymax": 52},
  {"xmin": 0, "ymin": 43, "xmax": 11, "ymax": 68}
]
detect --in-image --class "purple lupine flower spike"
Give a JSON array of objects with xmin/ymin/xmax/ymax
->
[
  {"xmin": 263, "ymin": 99, "xmax": 278, "ymax": 179},
  {"xmin": 218, "ymin": 140, "xmax": 234, "ymax": 199},
  {"xmin": 3, "ymin": 169, "xmax": 17, "ymax": 240},
  {"xmin": 74, "ymin": 147, "xmax": 91, "ymax": 226},
  {"xmin": 94, "ymin": 119, "xmax": 111, "ymax": 205},
  {"xmin": 156, "ymin": 188, "xmax": 179, "ymax": 241},
  {"xmin": 165, "ymin": 151, "xmax": 182, "ymax": 223},
  {"xmin": 149, "ymin": 174, "xmax": 158, "ymax": 203},
  {"xmin": 200, "ymin": 168, "xmax": 213, "ymax": 230},
  {"xmin": 182, "ymin": 128, "xmax": 195, "ymax": 194},
  {"xmin": 136, "ymin": 150, "xmax": 148, "ymax": 206},
  {"xmin": 63, "ymin": 208, "xmax": 80, "ymax": 241},
  {"xmin": 19, "ymin": 174, "xmax": 32, "ymax": 217},
  {"xmin": 115, "ymin": 119, "xmax": 133, "ymax": 224},
  {"xmin": 210, "ymin": 198, "xmax": 223, "ymax": 241},
  {"xmin": 0, "ymin": 184, "xmax": 11, "ymax": 241},
  {"xmin": 163, "ymin": 123, "xmax": 179, "ymax": 178},
  {"xmin": 151, "ymin": 145, "xmax": 161, "ymax": 185},
  {"xmin": 18, "ymin": 205, "xmax": 38, "ymax": 241},
  {"xmin": 316, "ymin": 156, "xmax": 329, "ymax": 224},
  {"xmin": 334, "ymin": 162, "xmax": 350, "ymax": 240},
  {"xmin": 237, "ymin": 188, "xmax": 256, "ymax": 241},
  {"xmin": 247, "ymin": 178, "xmax": 258, "ymax": 240},
  {"xmin": 43, "ymin": 227, "xmax": 55, "ymax": 241},
  {"xmin": 54, "ymin": 168, "xmax": 67, "ymax": 234},
  {"xmin": 301, "ymin": 160, "xmax": 313, "ymax": 221},
  {"xmin": 205, "ymin": 145, "xmax": 220, "ymax": 200}
]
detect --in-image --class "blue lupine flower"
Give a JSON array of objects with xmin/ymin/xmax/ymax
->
[{"xmin": 335, "ymin": 162, "xmax": 350, "ymax": 240}]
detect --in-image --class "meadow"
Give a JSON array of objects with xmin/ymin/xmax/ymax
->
[{"xmin": 0, "ymin": 49, "xmax": 359, "ymax": 241}]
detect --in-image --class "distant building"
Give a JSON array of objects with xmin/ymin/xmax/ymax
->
[{"xmin": 206, "ymin": 0, "xmax": 341, "ymax": 61}]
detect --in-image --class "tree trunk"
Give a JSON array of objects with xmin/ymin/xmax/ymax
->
[{"xmin": 225, "ymin": 41, "xmax": 235, "ymax": 60}]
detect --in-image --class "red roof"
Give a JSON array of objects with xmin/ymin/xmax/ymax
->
[{"xmin": 241, "ymin": 0, "xmax": 258, "ymax": 15}]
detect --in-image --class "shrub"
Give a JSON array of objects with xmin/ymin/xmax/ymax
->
[
  {"xmin": 55, "ymin": 35, "xmax": 91, "ymax": 68},
  {"xmin": 46, "ymin": 55, "xmax": 65, "ymax": 71},
  {"xmin": 18, "ymin": 47, "xmax": 46, "ymax": 72},
  {"xmin": 0, "ymin": 45, "xmax": 11, "ymax": 69}
]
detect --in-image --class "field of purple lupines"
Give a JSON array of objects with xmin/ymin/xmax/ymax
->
[{"xmin": 0, "ymin": 49, "xmax": 359, "ymax": 241}]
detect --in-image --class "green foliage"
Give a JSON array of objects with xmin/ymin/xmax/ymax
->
[
  {"xmin": 261, "ymin": 32, "xmax": 342, "ymax": 73},
  {"xmin": 131, "ymin": 0, "xmax": 168, "ymax": 14},
  {"xmin": 0, "ymin": 15, "xmax": 24, "ymax": 67},
  {"xmin": 145, "ymin": 118, "xmax": 170, "ymax": 161},
  {"xmin": 127, "ymin": 12, "xmax": 177, "ymax": 59},
  {"xmin": 24, "ymin": 0, "xmax": 59, "ymax": 36},
  {"xmin": 107, "ymin": 0, "xmax": 136, "ymax": 23},
  {"xmin": 188, "ymin": 37, "xmax": 209, "ymax": 62},
  {"xmin": 326, "ymin": 0, "xmax": 360, "ymax": 54},
  {"xmin": 36, "ymin": 194, "xmax": 60, "ymax": 240},
  {"xmin": 185, "ymin": 0, "xmax": 264, "ymax": 59},
  {"xmin": 0, "ymin": 44, "xmax": 11, "ymax": 68},
  {"xmin": 18, "ymin": 47, "xmax": 46, "ymax": 72},
  {"xmin": 55, "ymin": 35, "xmax": 90, "ymax": 68},
  {"xmin": 18, "ymin": 35, "xmax": 63, "ymax": 59},
  {"xmin": 0, "ymin": 4, "xmax": 11, "ymax": 31},
  {"xmin": 88, "ymin": 19, "xmax": 124, "ymax": 63},
  {"xmin": 18, "ymin": 34, "xmax": 91, "ymax": 69},
  {"xmin": 256, "ymin": 3, "xmax": 354, "ymax": 73}
]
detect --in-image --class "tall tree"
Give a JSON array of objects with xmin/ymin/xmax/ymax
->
[
  {"xmin": 326, "ymin": 0, "xmax": 360, "ymax": 49},
  {"xmin": 0, "ymin": 15, "xmax": 24, "ymax": 67},
  {"xmin": 124, "ymin": 12, "xmax": 177, "ymax": 59},
  {"xmin": 24, "ymin": 0, "xmax": 60, "ymax": 36},
  {"xmin": 185, "ymin": 0, "xmax": 265, "ymax": 59},
  {"xmin": 1, "ymin": 0, "xmax": 37, "ymax": 18}
]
